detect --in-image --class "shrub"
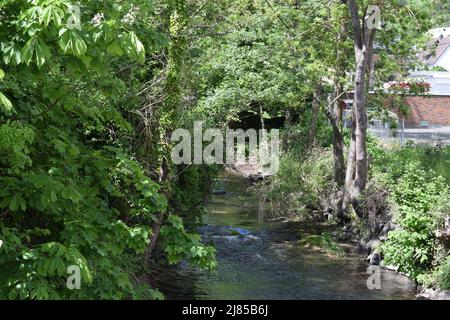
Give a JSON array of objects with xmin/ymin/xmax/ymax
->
[
  {"xmin": 380, "ymin": 162, "xmax": 449, "ymax": 280},
  {"xmin": 255, "ymin": 147, "xmax": 334, "ymax": 218}
]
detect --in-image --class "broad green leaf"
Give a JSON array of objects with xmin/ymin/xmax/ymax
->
[
  {"xmin": 40, "ymin": 6, "xmax": 53, "ymax": 26},
  {"xmin": 8, "ymin": 289, "xmax": 18, "ymax": 300},
  {"xmin": 21, "ymin": 37, "xmax": 50, "ymax": 67},
  {"xmin": 8, "ymin": 195, "xmax": 26, "ymax": 212},
  {"xmin": 55, "ymin": 257, "xmax": 65, "ymax": 276},
  {"xmin": 59, "ymin": 30, "xmax": 87, "ymax": 58},
  {"xmin": 2, "ymin": 44, "xmax": 21, "ymax": 65},
  {"xmin": 107, "ymin": 41, "xmax": 124, "ymax": 56},
  {"xmin": 0, "ymin": 92, "xmax": 13, "ymax": 111},
  {"xmin": 50, "ymin": 190, "xmax": 57, "ymax": 203},
  {"xmin": 40, "ymin": 5, "xmax": 63, "ymax": 27},
  {"xmin": 121, "ymin": 31, "xmax": 145, "ymax": 63},
  {"xmin": 21, "ymin": 37, "xmax": 36, "ymax": 65},
  {"xmin": 34, "ymin": 39, "xmax": 50, "ymax": 67}
]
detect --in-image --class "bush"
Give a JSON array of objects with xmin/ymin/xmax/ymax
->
[
  {"xmin": 255, "ymin": 147, "xmax": 334, "ymax": 218},
  {"xmin": 380, "ymin": 161, "xmax": 449, "ymax": 281},
  {"xmin": 418, "ymin": 256, "xmax": 450, "ymax": 290}
]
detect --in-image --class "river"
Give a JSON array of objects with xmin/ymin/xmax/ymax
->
[{"xmin": 151, "ymin": 174, "xmax": 416, "ymax": 300}]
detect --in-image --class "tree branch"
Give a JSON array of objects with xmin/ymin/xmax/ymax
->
[{"xmin": 348, "ymin": 0, "xmax": 363, "ymax": 50}]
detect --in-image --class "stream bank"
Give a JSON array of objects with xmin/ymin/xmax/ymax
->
[{"xmin": 150, "ymin": 173, "xmax": 417, "ymax": 300}]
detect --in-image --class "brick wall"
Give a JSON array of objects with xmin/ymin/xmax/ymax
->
[
  {"xmin": 342, "ymin": 94, "xmax": 450, "ymax": 127},
  {"xmin": 402, "ymin": 96, "xmax": 450, "ymax": 127}
]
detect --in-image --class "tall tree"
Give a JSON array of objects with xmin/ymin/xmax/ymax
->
[
  {"xmin": 341, "ymin": 0, "xmax": 377, "ymax": 215},
  {"xmin": 145, "ymin": 0, "xmax": 186, "ymax": 260}
]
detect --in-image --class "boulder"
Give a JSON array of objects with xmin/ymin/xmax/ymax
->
[
  {"xmin": 248, "ymin": 173, "xmax": 264, "ymax": 183},
  {"xmin": 368, "ymin": 252, "xmax": 381, "ymax": 265},
  {"xmin": 368, "ymin": 239, "xmax": 382, "ymax": 252},
  {"xmin": 417, "ymin": 288, "xmax": 450, "ymax": 300},
  {"xmin": 378, "ymin": 221, "xmax": 395, "ymax": 241},
  {"xmin": 357, "ymin": 238, "xmax": 370, "ymax": 254}
]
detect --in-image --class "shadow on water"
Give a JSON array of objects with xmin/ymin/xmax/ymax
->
[{"xmin": 151, "ymin": 174, "xmax": 416, "ymax": 300}]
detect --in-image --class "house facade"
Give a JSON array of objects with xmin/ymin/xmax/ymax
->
[
  {"xmin": 404, "ymin": 71, "xmax": 450, "ymax": 127},
  {"xmin": 399, "ymin": 28, "xmax": 450, "ymax": 128}
]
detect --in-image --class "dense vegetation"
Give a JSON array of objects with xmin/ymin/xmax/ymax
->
[
  {"xmin": 0, "ymin": 0, "xmax": 449, "ymax": 299},
  {"xmin": 0, "ymin": 0, "xmax": 216, "ymax": 299},
  {"xmin": 263, "ymin": 141, "xmax": 450, "ymax": 289}
]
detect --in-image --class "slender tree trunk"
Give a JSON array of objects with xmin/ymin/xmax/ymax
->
[
  {"xmin": 332, "ymin": 114, "xmax": 345, "ymax": 188},
  {"xmin": 145, "ymin": 1, "xmax": 186, "ymax": 262},
  {"xmin": 331, "ymin": 7, "xmax": 347, "ymax": 217},
  {"xmin": 341, "ymin": 108, "xmax": 356, "ymax": 213},
  {"xmin": 145, "ymin": 156, "xmax": 169, "ymax": 260},
  {"xmin": 307, "ymin": 86, "xmax": 321, "ymax": 147},
  {"xmin": 283, "ymin": 107, "xmax": 293, "ymax": 149},
  {"xmin": 330, "ymin": 95, "xmax": 345, "ymax": 187},
  {"xmin": 259, "ymin": 103, "xmax": 265, "ymax": 131},
  {"xmin": 325, "ymin": 89, "xmax": 345, "ymax": 187},
  {"xmin": 350, "ymin": 48, "xmax": 369, "ymax": 212},
  {"xmin": 341, "ymin": 0, "xmax": 377, "ymax": 216},
  {"xmin": 401, "ymin": 115, "xmax": 405, "ymax": 146}
]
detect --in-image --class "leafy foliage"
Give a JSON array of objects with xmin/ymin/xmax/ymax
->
[
  {"xmin": 161, "ymin": 215, "xmax": 217, "ymax": 270},
  {"xmin": 380, "ymin": 162, "xmax": 448, "ymax": 279},
  {"xmin": 0, "ymin": 0, "xmax": 215, "ymax": 300},
  {"xmin": 368, "ymin": 143, "xmax": 450, "ymax": 285}
]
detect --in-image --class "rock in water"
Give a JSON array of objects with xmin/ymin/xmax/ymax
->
[
  {"xmin": 417, "ymin": 289, "xmax": 450, "ymax": 300},
  {"xmin": 369, "ymin": 252, "xmax": 381, "ymax": 265},
  {"xmin": 225, "ymin": 226, "xmax": 251, "ymax": 235}
]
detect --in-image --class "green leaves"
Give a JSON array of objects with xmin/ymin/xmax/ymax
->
[
  {"xmin": 39, "ymin": 4, "xmax": 64, "ymax": 27},
  {"xmin": 9, "ymin": 194, "xmax": 27, "ymax": 212},
  {"xmin": 106, "ymin": 40, "xmax": 124, "ymax": 56},
  {"xmin": 161, "ymin": 215, "xmax": 217, "ymax": 270},
  {"xmin": 59, "ymin": 29, "xmax": 87, "ymax": 58},
  {"xmin": 0, "ymin": 92, "xmax": 12, "ymax": 111},
  {"xmin": 379, "ymin": 157, "xmax": 450, "ymax": 282},
  {"xmin": 21, "ymin": 36, "xmax": 51, "ymax": 67},
  {"xmin": 0, "ymin": 69, "xmax": 10, "ymax": 111},
  {"xmin": 120, "ymin": 31, "xmax": 146, "ymax": 63},
  {"xmin": 1, "ymin": 43, "xmax": 22, "ymax": 65},
  {"xmin": 0, "ymin": 0, "xmax": 213, "ymax": 301}
]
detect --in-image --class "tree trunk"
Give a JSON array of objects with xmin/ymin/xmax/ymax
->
[
  {"xmin": 331, "ymin": 7, "xmax": 348, "ymax": 218},
  {"xmin": 341, "ymin": 108, "xmax": 356, "ymax": 214},
  {"xmin": 326, "ymin": 90, "xmax": 345, "ymax": 189},
  {"xmin": 350, "ymin": 49, "xmax": 369, "ymax": 212},
  {"xmin": 341, "ymin": 0, "xmax": 376, "ymax": 216},
  {"xmin": 307, "ymin": 86, "xmax": 321, "ymax": 147},
  {"xmin": 259, "ymin": 103, "xmax": 265, "ymax": 131},
  {"xmin": 401, "ymin": 116, "xmax": 405, "ymax": 146},
  {"xmin": 145, "ymin": 1, "xmax": 186, "ymax": 262},
  {"xmin": 332, "ymin": 88, "xmax": 345, "ymax": 187},
  {"xmin": 283, "ymin": 107, "xmax": 293, "ymax": 149}
]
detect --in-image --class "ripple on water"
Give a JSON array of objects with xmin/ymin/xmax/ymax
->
[{"xmin": 152, "ymin": 175, "xmax": 416, "ymax": 300}]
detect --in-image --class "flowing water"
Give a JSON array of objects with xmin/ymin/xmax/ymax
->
[{"xmin": 151, "ymin": 174, "xmax": 416, "ymax": 300}]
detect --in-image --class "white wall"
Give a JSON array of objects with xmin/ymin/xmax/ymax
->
[
  {"xmin": 410, "ymin": 71, "xmax": 450, "ymax": 95},
  {"xmin": 435, "ymin": 46, "xmax": 450, "ymax": 71}
]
